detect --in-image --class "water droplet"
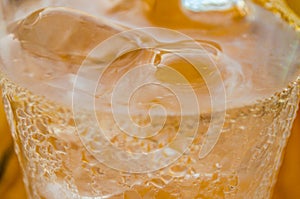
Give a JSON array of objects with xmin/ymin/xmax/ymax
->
[
  {"xmin": 160, "ymin": 175, "xmax": 174, "ymax": 184},
  {"xmin": 148, "ymin": 178, "xmax": 165, "ymax": 189},
  {"xmin": 215, "ymin": 163, "xmax": 222, "ymax": 169},
  {"xmin": 169, "ymin": 164, "xmax": 188, "ymax": 177},
  {"xmin": 238, "ymin": 125, "xmax": 246, "ymax": 130}
]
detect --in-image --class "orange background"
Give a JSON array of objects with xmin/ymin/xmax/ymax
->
[{"xmin": 0, "ymin": 0, "xmax": 300, "ymax": 198}]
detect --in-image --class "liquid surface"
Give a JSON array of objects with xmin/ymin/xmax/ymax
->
[{"xmin": 0, "ymin": 0, "xmax": 299, "ymax": 111}]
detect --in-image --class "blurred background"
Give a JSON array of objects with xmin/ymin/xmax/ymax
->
[{"xmin": 0, "ymin": 0, "xmax": 299, "ymax": 198}]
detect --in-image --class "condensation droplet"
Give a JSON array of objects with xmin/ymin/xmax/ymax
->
[
  {"xmin": 160, "ymin": 175, "xmax": 174, "ymax": 184},
  {"xmin": 169, "ymin": 164, "xmax": 188, "ymax": 177},
  {"xmin": 148, "ymin": 178, "xmax": 165, "ymax": 189},
  {"xmin": 215, "ymin": 163, "xmax": 222, "ymax": 169}
]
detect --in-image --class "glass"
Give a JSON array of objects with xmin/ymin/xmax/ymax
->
[
  {"xmin": 273, "ymin": 107, "xmax": 300, "ymax": 198},
  {"xmin": 0, "ymin": 8, "xmax": 27, "ymax": 199},
  {"xmin": 272, "ymin": 1, "xmax": 300, "ymax": 198},
  {"xmin": 0, "ymin": 0, "xmax": 299, "ymax": 198},
  {"xmin": 0, "ymin": 92, "xmax": 27, "ymax": 198}
]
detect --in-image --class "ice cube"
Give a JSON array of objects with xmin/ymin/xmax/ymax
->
[{"xmin": 11, "ymin": 7, "xmax": 123, "ymax": 65}]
